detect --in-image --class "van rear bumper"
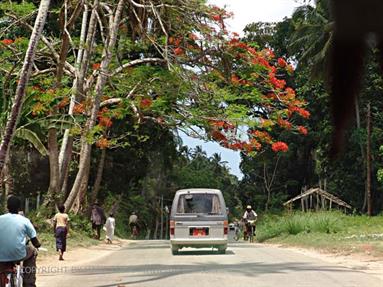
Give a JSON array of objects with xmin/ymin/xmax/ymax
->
[{"xmin": 170, "ymin": 238, "xmax": 227, "ymax": 246}]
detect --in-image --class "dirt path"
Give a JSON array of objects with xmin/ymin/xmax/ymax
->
[{"xmin": 36, "ymin": 238, "xmax": 130, "ymax": 285}]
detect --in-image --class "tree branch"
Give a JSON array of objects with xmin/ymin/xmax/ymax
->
[{"xmin": 111, "ymin": 58, "xmax": 166, "ymax": 76}]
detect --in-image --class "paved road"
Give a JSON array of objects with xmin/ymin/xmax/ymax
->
[{"xmin": 37, "ymin": 240, "xmax": 383, "ymax": 287}]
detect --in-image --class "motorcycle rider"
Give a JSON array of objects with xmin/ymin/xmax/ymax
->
[
  {"xmin": 242, "ymin": 205, "xmax": 258, "ymax": 237},
  {"xmin": 0, "ymin": 195, "xmax": 41, "ymax": 287}
]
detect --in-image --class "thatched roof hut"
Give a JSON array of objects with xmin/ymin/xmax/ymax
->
[{"xmin": 283, "ymin": 188, "xmax": 352, "ymax": 212}]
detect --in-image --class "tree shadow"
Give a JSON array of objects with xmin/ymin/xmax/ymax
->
[{"xmin": 67, "ymin": 260, "xmax": 358, "ymax": 287}]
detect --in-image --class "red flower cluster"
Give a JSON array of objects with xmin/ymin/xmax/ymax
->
[
  {"xmin": 289, "ymin": 106, "xmax": 310, "ymax": 118},
  {"xmin": 73, "ymin": 103, "xmax": 85, "ymax": 114},
  {"xmin": 212, "ymin": 14, "xmax": 222, "ymax": 22},
  {"xmin": 250, "ymin": 139, "xmax": 262, "ymax": 151},
  {"xmin": 271, "ymin": 141, "xmax": 289, "ymax": 153},
  {"xmin": 210, "ymin": 120, "xmax": 235, "ymax": 131},
  {"xmin": 97, "ymin": 107, "xmax": 113, "ymax": 127},
  {"xmin": 277, "ymin": 57, "xmax": 287, "ymax": 68},
  {"xmin": 174, "ymin": 47, "xmax": 184, "ymax": 56},
  {"xmin": 211, "ymin": 130, "xmax": 227, "ymax": 142},
  {"xmin": 57, "ymin": 97, "xmax": 69, "ymax": 109},
  {"xmin": 140, "ymin": 98, "xmax": 153, "ymax": 109},
  {"xmin": 278, "ymin": 118, "xmax": 292, "ymax": 130},
  {"xmin": 269, "ymin": 73, "xmax": 286, "ymax": 89},
  {"xmin": 284, "ymin": 87, "xmax": 296, "ymax": 99},
  {"xmin": 1, "ymin": 39, "xmax": 14, "ymax": 45},
  {"xmin": 96, "ymin": 137, "xmax": 109, "ymax": 149},
  {"xmin": 297, "ymin": 126, "xmax": 308, "ymax": 135},
  {"xmin": 252, "ymin": 130, "xmax": 272, "ymax": 144},
  {"xmin": 92, "ymin": 63, "xmax": 101, "ymax": 70},
  {"xmin": 231, "ymin": 74, "xmax": 240, "ymax": 84},
  {"xmin": 228, "ymin": 141, "xmax": 244, "ymax": 150}
]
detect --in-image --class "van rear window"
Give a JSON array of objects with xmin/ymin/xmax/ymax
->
[{"xmin": 177, "ymin": 194, "xmax": 222, "ymax": 214}]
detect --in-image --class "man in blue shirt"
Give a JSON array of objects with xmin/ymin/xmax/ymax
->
[{"xmin": 0, "ymin": 195, "xmax": 41, "ymax": 287}]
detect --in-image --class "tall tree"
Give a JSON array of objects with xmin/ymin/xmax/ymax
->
[{"xmin": 0, "ymin": 0, "xmax": 51, "ymax": 173}]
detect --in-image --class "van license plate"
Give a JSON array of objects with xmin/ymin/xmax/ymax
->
[{"xmin": 190, "ymin": 228, "xmax": 209, "ymax": 236}]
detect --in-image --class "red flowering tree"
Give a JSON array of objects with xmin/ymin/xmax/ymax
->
[
  {"xmin": 0, "ymin": 0, "xmax": 311, "ymax": 212},
  {"xmin": 165, "ymin": 4, "xmax": 310, "ymax": 155}
]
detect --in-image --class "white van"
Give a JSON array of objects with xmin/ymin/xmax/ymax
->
[{"xmin": 169, "ymin": 188, "xmax": 228, "ymax": 255}]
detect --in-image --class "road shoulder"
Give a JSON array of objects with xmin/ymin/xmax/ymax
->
[{"xmin": 264, "ymin": 243, "xmax": 383, "ymax": 281}]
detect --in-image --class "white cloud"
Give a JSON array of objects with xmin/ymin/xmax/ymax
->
[{"xmin": 209, "ymin": 0, "xmax": 300, "ymax": 34}]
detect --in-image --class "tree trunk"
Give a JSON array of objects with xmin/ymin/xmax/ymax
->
[
  {"xmin": 65, "ymin": 0, "xmax": 125, "ymax": 211},
  {"xmin": 59, "ymin": 3, "xmax": 89, "ymax": 186},
  {"xmin": 48, "ymin": 1, "xmax": 83, "ymax": 201},
  {"xmin": 3, "ymin": 157, "xmax": 13, "ymax": 197},
  {"xmin": 265, "ymin": 187, "xmax": 271, "ymax": 212},
  {"xmin": 154, "ymin": 216, "xmax": 159, "ymax": 240},
  {"xmin": 0, "ymin": 0, "xmax": 51, "ymax": 173},
  {"xmin": 43, "ymin": 128, "xmax": 60, "ymax": 211},
  {"xmin": 64, "ymin": 139, "xmax": 91, "ymax": 211},
  {"xmin": 356, "ymin": 98, "xmax": 368, "ymax": 212},
  {"xmin": 71, "ymin": 154, "xmax": 91, "ymax": 214},
  {"xmin": 366, "ymin": 102, "xmax": 372, "ymax": 216},
  {"xmin": 59, "ymin": 137, "xmax": 73, "ymax": 198},
  {"xmin": 90, "ymin": 149, "xmax": 106, "ymax": 204},
  {"xmin": 1, "ymin": 156, "xmax": 13, "ymax": 210}
]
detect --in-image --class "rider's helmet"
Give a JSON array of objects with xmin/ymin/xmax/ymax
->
[{"xmin": 246, "ymin": 205, "xmax": 252, "ymax": 212}]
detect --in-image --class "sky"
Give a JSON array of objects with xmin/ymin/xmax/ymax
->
[{"xmin": 181, "ymin": 0, "xmax": 300, "ymax": 179}]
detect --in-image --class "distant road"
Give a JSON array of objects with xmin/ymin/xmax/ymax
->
[{"xmin": 37, "ymin": 240, "xmax": 383, "ymax": 287}]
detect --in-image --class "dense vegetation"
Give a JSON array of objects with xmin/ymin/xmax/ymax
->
[{"xmin": 0, "ymin": 0, "xmax": 382, "ymax": 240}]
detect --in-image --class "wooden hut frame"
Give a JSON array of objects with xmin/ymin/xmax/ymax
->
[{"xmin": 283, "ymin": 188, "xmax": 352, "ymax": 212}]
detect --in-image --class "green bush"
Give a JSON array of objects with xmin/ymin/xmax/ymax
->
[
  {"xmin": 284, "ymin": 215, "xmax": 307, "ymax": 235},
  {"xmin": 256, "ymin": 211, "xmax": 345, "ymax": 242},
  {"xmin": 68, "ymin": 213, "xmax": 93, "ymax": 236},
  {"xmin": 309, "ymin": 213, "xmax": 341, "ymax": 234}
]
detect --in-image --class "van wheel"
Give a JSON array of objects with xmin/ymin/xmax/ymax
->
[{"xmin": 171, "ymin": 246, "xmax": 179, "ymax": 255}]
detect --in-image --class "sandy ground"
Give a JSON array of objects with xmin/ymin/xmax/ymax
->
[
  {"xmin": 268, "ymin": 244, "xmax": 383, "ymax": 282},
  {"xmin": 36, "ymin": 238, "xmax": 130, "ymax": 284}
]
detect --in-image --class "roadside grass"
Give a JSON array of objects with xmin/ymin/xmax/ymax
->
[{"xmin": 256, "ymin": 211, "xmax": 383, "ymax": 257}]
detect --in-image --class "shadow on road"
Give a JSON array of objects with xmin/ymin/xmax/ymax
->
[
  {"xmin": 175, "ymin": 250, "xmax": 235, "ymax": 256},
  {"xmin": 68, "ymin": 260, "xmax": 357, "ymax": 287}
]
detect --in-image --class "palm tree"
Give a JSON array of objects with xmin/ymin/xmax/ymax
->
[
  {"xmin": 210, "ymin": 152, "xmax": 228, "ymax": 174},
  {"xmin": 289, "ymin": 0, "xmax": 333, "ymax": 78}
]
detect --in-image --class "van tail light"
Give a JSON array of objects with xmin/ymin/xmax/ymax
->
[
  {"xmin": 224, "ymin": 220, "xmax": 228, "ymax": 235},
  {"xmin": 170, "ymin": 220, "xmax": 175, "ymax": 236}
]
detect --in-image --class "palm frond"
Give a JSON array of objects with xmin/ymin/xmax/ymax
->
[{"xmin": 15, "ymin": 127, "xmax": 48, "ymax": 156}]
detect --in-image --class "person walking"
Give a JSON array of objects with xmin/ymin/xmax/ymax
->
[
  {"xmin": 53, "ymin": 204, "xmax": 69, "ymax": 261},
  {"xmin": 129, "ymin": 211, "xmax": 138, "ymax": 238},
  {"xmin": 91, "ymin": 201, "xmax": 106, "ymax": 240},
  {"xmin": 104, "ymin": 213, "xmax": 116, "ymax": 244}
]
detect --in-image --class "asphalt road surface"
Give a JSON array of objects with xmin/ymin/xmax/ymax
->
[{"xmin": 37, "ymin": 240, "xmax": 383, "ymax": 287}]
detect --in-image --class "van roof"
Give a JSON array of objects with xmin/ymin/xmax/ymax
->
[{"xmin": 175, "ymin": 188, "xmax": 222, "ymax": 195}]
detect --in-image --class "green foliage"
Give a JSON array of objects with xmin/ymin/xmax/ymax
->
[
  {"xmin": 0, "ymin": 2, "xmax": 36, "ymax": 17},
  {"xmin": 14, "ymin": 127, "xmax": 47, "ymax": 156},
  {"xmin": 257, "ymin": 211, "xmax": 343, "ymax": 242},
  {"xmin": 68, "ymin": 213, "xmax": 93, "ymax": 236}
]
